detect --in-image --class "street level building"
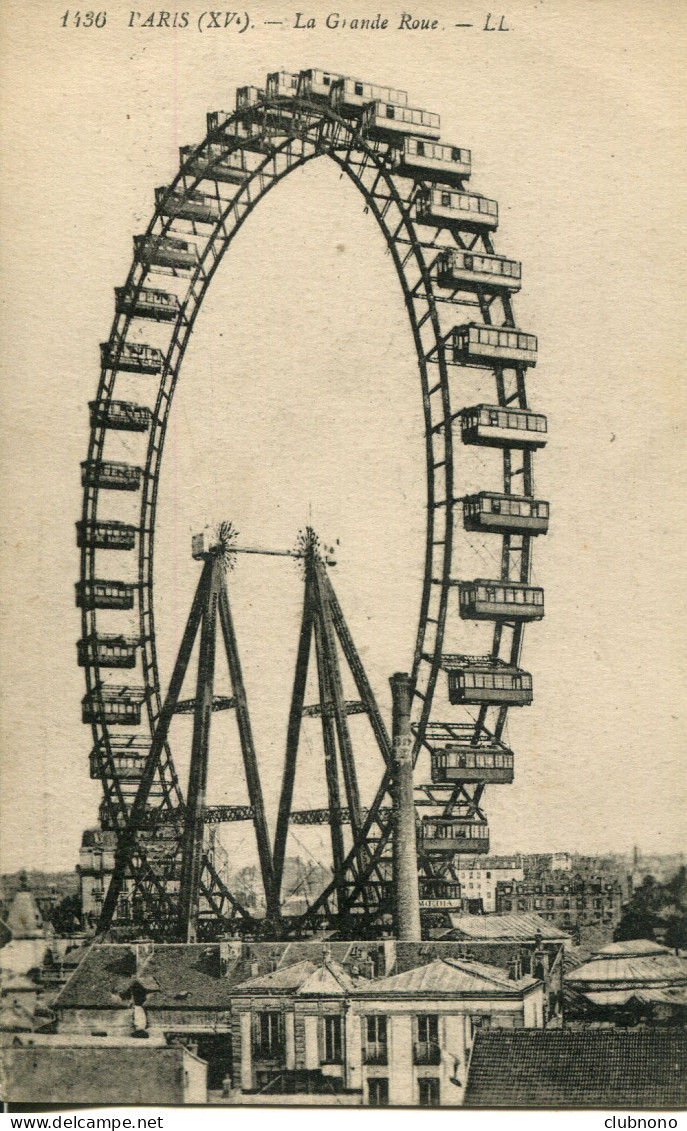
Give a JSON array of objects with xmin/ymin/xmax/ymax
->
[{"xmin": 230, "ymin": 952, "xmax": 543, "ymax": 1105}]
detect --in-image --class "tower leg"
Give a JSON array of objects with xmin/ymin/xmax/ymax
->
[
  {"xmin": 217, "ymin": 577, "xmax": 277, "ymax": 922},
  {"xmin": 177, "ymin": 556, "xmax": 221, "ymax": 941},
  {"xmin": 97, "ymin": 559, "xmax": 210, "ymax": 936},
  {"xmin": 273, "ymin": 572, "xmax": 314, "ymax": 910}
]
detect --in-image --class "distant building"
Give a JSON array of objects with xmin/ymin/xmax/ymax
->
[
  {"xmin": 0, "ymin": 1037, "xmax": 207, "ymax": 1104},
  {"xmin": 452, "ymin": 856, "xmax": 523, "ymax": 913},
  {"xmin": 464, "ymin": 1030, "xmax": 687, "ymax": 1107},
  {"xmin": 77, "ymin": 828, "xmax": 116, "ymax": 929},
  {"xmin": 5, "ymin": 878, "xmax": 44, "ymax": 940},
  {"xmin": 496, "ymin": 873, "xmax": 624, "ymax": 940},
  {"xmin": 566, "ymin": 938, "xmax": 687, "ymax": 1025}
]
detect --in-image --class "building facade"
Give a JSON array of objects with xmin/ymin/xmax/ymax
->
[
  {"xmin": 453, "ymin": 856, "xmax": 524, "ymax": 913},
  {"xmin": 496, "ymin": 873, "xmax": 624, "ymax": 940},
  {"xmin": 229, "ymin": 954, "xmax": 544, "ymax": 1105}
]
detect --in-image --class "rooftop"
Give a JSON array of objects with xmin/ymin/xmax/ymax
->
[
  {"xmin": 356, "ymin": 956, "xmax": 537, "ymax": 997},
  {"xmin": 233, "ymin": 958, "xmax": 358, "ymax": 996},
  {"xmin": 567, "ymin": 940, "xmax": 687, "ymax": 996},
  {"xmin": 54, "ymin": 944, "xmax": 249, "ymax": 1010},
  {"xmin": 464, "ymin": 1030, "xmax": 687, "ymax": 1107},
  {"xmin": 445, "ymin": 912, "xmax": 570, "ymax": 943}
]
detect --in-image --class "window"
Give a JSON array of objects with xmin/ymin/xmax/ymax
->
[
  {"xmin": 323, "ymin": 1015, "xmax": 342, "ymax": 1064},
  {"xmin": 386, "ymin": 103, "xmax": 395, "ymax": 119},
  {"xmin": 441, "ymin": 191, "xmax": 451, "ymax": 207},
  {"xmin": 416, "ymin": 140, "xmax": 425, "ymax": 156},
  {"xmin": 368, "ymin": 1078, "xmax": 389, "ymax": 1106},
  {"xmin": 255, "ymin": 1011, "xmax": 282, "ymax": 1059},
  {"xmin": 364, "ymin": 1015, "xmax": 388, "ymax": 1064},
  {"xmin": 355, "ymin": 82, "xmax": 363, "ymax": 96},
  {"xmin": 416, "ymin": 1014, "xmax": 439, "ymax": 1050},
  {"xmin": 418, "ymin": 1078, "xmax": 441, "ymax": 1107}
]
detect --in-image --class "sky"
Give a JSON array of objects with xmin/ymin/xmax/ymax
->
[{"xmin": 0, "ymin": 0, "xmax": 685, "ymax": 877}]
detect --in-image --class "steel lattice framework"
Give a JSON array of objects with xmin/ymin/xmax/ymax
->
[{"xmin": 78, "ymin": 70, "xmax": 546, "ymax": 938}]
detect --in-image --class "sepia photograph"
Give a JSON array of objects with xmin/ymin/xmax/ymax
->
[{"xmin": 0, "ymin": 0, "xmax": 685, "ymax": 1113}]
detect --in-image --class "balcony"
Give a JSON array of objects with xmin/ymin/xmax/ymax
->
[
  {"xmin": 251, "ymin": 1042, "xmax": 285, "ymax": 1064},
  {"xmin": 413, "ymin": 1041, "xmax": 441, "ymax": 1066},
  {"xmin": 362, "ymin": 1044, "xmax": 388, "ymax": 1065}
]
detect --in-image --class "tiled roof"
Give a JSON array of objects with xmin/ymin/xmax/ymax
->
[
  {"xmin": 583, "ymin": 986, "xmax": 687, "ymax": 1006},
  {"xmin": 594, "ymin": 939, "xmax": 671, "ymax": 957},
  {"xmin": 297, "ymin": 961, "xmax": 357, "ymax": 996},
  {"xmin": 0, "ymin": 1001, "xmax": 37, "ymax": 1032},
  {"xmin": 54, "ymin": 944, "xmax": 247, "ymax": 1010},
  {"xmin": 446, "ymin": 912, "xmax": 570, "ymax": 942},
  {"xmin": 568, "ymin": 951, "xmax": 687, "ymax": 989},
  {"xmin": 355, "ymin": 956, "xmax": 536, "ymax": 996},
  {"xmin": 231, "ymin": 960, "xmax": 319, "ymax": 993},
  {"xmin": 465, "ymin": 1030, "xmax": 687, "ymax": 1107}
]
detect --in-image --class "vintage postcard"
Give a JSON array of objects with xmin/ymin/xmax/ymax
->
[{"xmin": 0, "ymin": 0, "xmax": 685, "ymax": 1112}]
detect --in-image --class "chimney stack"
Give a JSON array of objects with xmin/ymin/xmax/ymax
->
[{"xmin": 390, "ymin": 672, "xmax": 422, "ymax": 940}]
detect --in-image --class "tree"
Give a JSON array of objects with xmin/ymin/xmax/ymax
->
[
  {"xmin": 614, "ymin": 868, "xmax": 687, "ymax": 947},
  {"xmin": 49, "ymin": 893, "xmax": 82, "ymax": 935}
]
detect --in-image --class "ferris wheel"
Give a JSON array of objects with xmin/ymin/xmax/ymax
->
[{"xmin": 77, "ymin": 68, "xmax": 547, "ymax": 940}]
